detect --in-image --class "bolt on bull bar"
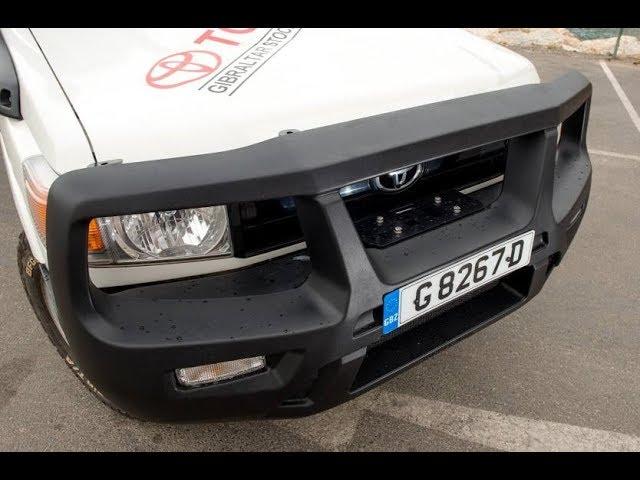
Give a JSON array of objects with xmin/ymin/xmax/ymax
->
[{"xmin": 46, "ymin": 71, "xmax": 592, "ymax": 420}]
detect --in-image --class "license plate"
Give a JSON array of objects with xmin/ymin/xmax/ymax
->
[{"xmin": 382, "ymin": 230, "xmax": 535, "ymax": 334}]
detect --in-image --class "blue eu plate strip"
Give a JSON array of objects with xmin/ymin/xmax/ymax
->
[{"xmin": 382, "ymin": 289, "xmax": 400, "ymax": 334}]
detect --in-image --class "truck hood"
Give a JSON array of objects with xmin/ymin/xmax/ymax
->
[{"xmin": 31, "ymin": 28, "xmax": 540, "ymax": 172}]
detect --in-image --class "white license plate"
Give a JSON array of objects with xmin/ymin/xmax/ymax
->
[{"xmin": 382, "ymin": 230, "xmax": 535, "ymax": 334}]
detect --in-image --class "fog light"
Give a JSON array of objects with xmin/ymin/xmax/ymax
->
[{"xmin": 175, "ymin": 356, "xmax": 266, "ymax": 387}]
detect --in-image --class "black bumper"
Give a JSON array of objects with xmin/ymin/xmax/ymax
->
[{"xmin": 46, "ymin": 72, "xmax": 592, "ymax": 421}]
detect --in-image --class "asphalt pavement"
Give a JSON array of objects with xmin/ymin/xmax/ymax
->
[{"xmin": 0, "ymin": 46, "xmax": 638, "ymax": 451}]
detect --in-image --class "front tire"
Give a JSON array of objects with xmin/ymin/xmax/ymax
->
[{"xmin": 17, "ymin": 232, "xmax": 129, "ymax": 417}]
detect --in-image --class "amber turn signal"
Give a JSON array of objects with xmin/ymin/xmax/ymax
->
[
  {"xmin": 23, "ymin": 157, "xmax": 105, "ymax": 252},
  {"xmin": 87, "ymin": 219, "xmax": 105, "ymax": 252}
]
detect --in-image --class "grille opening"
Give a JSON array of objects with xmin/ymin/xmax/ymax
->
[
  {"xmin": 228, "ymin": 141, "xmax": 507, "ymax": 257},
  {"xmin": 350, "ymin": 266, "xmax": 533, "ymax": 392},
  {"xmin": 344, "ymin": 141, "xmax": 508, "ymax": 248},
  {"xmin": 228, "ymin": 198, "xmax": 304, "ymax": 258},
  {"xmin": 344, "ymin": 140, "xmax": 507, "ymax": 218}
]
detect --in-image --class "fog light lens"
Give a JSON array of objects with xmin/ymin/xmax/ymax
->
[{"xmin": 176, "ymin": 356, "xmax": 266, "ymax": 387}]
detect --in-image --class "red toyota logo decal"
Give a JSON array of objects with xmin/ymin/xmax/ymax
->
[{"xmin": 146, "ymin": 50, "xmax": 222, "ymax": 89}]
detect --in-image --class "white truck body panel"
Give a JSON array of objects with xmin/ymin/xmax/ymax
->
[
  {"xmin": 1, "ymin": 29, "xmax": 94, "ymax": 173},
  {"xmin": 29, "ymin": 28, "xmax": 539, "ymax": 170}
]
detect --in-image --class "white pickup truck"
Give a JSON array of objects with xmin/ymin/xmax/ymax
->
[{"xmin": 0, "ymin": 28, "xmax": 592, "ymax": 421}]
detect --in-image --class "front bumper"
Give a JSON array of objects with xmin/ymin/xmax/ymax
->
[{"xmin": 46, "ymin": 72, "xmax": 592, "ymax": 421}]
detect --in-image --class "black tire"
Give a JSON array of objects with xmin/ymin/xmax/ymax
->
[{"xmin": 17, "ymin": 232, "xmax": 131, "ymax": 418}]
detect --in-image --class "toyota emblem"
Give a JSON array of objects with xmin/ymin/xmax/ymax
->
[
  {"xmin": 373, "ymin": 164, "xmax": 424, "ymax": 192},
  {"xmin": 146, "ymin": 51, "xmax": 222, "ymax": 89}
]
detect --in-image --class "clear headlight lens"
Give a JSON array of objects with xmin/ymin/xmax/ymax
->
[
  {"xmin": 91, "ymin": 206, "xmax": 232, "ymax": 264},
  {"xmin": 21, "ymin": 157, "xmax": 231, "ymax": 265}
]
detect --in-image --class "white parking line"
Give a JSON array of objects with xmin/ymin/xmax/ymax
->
[
  {"xmin": 372, "ymin": 391, "xmax": 640, "ymax": 452},
  {"xmin": 600, "ymin": 60, "xmax": 640, "ymax": 135},
  {"xmin": 590, "ymin": 149, "xmax": 640, "ymax": 162},
  {"xmin": 275, "ymin": 398, "xmax": 366, "ymax": 450},
  {"xmin": 278, "ymin": 389, "xmax": 640, "ymax": 451}
]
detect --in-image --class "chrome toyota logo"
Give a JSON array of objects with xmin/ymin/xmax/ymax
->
[{"xmin": 373, "ymin": 164, "xmax": 424, "ymax": 192}]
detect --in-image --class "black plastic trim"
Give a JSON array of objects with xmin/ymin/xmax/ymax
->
[
  {"xmin": 0, "ymin": 31, "xmax": 22, "ymax": 120},
  {"xmin": 45, "ymin": 72, "xmax": 592, "ymax": 421},
  {"xmin": 47, "ymin": 72, "xmax": 589, "ymax": 215}
]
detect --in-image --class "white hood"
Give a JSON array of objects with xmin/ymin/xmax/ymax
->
[{"xmin": 31, "ymin": 28, "xmax": 539, "ymax": 172}]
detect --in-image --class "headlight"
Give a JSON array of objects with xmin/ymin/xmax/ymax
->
[
  {"xmin": 91, "ymin": 206, "xmax": 232, "ymax": 265},
  {"xmin": 22, "ymin": 156, "xmax": 232, "ymax": 265}
]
